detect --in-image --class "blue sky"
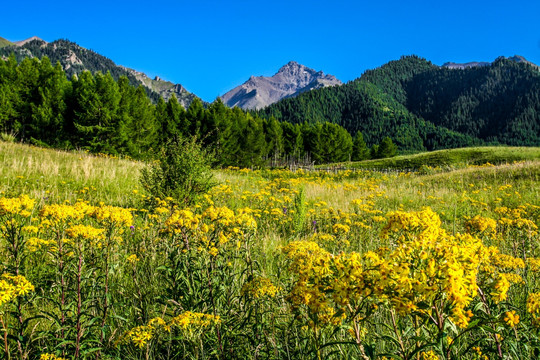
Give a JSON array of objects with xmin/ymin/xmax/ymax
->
[{"xmin": 2, "ymin": 0, "xmax": 539, "ymax": 102}]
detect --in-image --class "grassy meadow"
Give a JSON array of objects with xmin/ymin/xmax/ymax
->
[{"xmin": 0, "ymin": 141, "xmax": 539, "ymax": 359}]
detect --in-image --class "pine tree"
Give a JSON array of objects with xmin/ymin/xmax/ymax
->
[
  {"xmin": 126, "ymin": 86, "xmax": 158, "ymax": 157},
  {"xmin": 28, "ymin": 59, "xmax": 69, "ymax": 146},
  {"xmin": 263, "ymin": 117, "xmax": 283, "ymax": 161},
  {"xmin": 377, "ymin": 136, "xmax": 398, "ymax": 158},
  {"xmin": 352, "ymin": 131, "xmax": 370, "ymax": 161},
  {"xmin": 186, "ymin": 97, "xmax": 204, "ymax": 136},
  {"xmin": 167, "ymin": 95, "xmax": 187, "ymax": 137},
  {"xmin": 113, "ymin": 76, "xmax": 135, "ymax": 153},
  {"xmin": 0, "ymin": 54, "xmax": 20, "ymax": 134},
  {"xmin": 71, "ymin": 70, "xmax": 99, "ymax": 148},
  {"xmin": 238, "ymin": 115, "xmax": 266, "ymax": 167},
  {"xmin": 370, "ymin": 144, "xmax": 379, "ymax": 159}
]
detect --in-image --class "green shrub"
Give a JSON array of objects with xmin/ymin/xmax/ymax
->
[
  {"xmin": 1, "ymin": 132, "xmax": 17, "ymax": 143},
  {"xmin": 140, "ymin": 136, "xmax": 217, "ymax": 206}
]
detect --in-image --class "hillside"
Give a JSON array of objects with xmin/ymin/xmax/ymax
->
[
  {"xmin": 0, "ymin": 37, "xmax": 197, "ymax": 107},
  {"xmin": 404, "ymin": 57, "xmax": 540, "ymax": 145},
  {"xmin": 328, "ymin": 146, "xmax": 540, "ymax": 171},
  {"xmin": 257, "ymin": 57, "xmax": 481, "ymax": 152},
  {"xmin": 258, "ymin": 55, "xmax": 540, "ymax": 151},
  {"xmin": 0, "ymin": 36, "xmax": 13, "ymax": 48}
]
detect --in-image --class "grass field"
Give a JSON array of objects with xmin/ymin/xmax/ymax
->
[{"xmin": 0, "ymin": 141, "xmax": 539, "ymax": 359}]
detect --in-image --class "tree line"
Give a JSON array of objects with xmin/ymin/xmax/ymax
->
[{"xmin": 0, "ymin": 55, "xmax": 397, "ymax": 166}]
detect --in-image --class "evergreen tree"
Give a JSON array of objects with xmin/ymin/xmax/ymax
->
[
  {"xmin": 71, "ymin": 70, "xmax": 99, "ymax": 148},
  {"xmin": 154, "ymin": 96, "xmax": 169, "ymax": 145},
  {"xmin": 91, "ymin": 71, "xmax": 121, "ymax": 152},
  {"xmin": 238, "ymin": 115, "xmax": 266, "ymax": 167},
  {"xmin": 263, "ymin": 116, "xmax": 283, "ymax": 160},
  {"xmin": 377, "ymin": 136, "xmax": 398, "ymax": 158},
  {"xmin": 281, "ymin": 122, "xmax": 303, "ymax": 160},
  {"xmin": 28, "ymin": 59, "xmax": 69, "ymax": 146},
  {"xmin": 15, "ymin": 57, "xmax": 41, "ymax": 140},
  {"xmin": 199, "ymin": 98, "xmax": 221, "ymax": 147},
  {"xmin": 126, "ymin": 86, "xmax": 158, "ymax": 157},
  {"xmin": 186, "ymin": 97, "xmax": 204, "ymax": 136},
  {"xmin": 167, "ymin": 95, "xmax": 187, "ymax": 137},
  {"xmin": 0, "ymin": 54, "xmax": 20, "ymax": 134},
  {"xmin": 113, "ymin": 76, "xmax": 135, "ymax": 153},
  {"xmin": 352, "ymin": 131, "xmax": 370, "ymax": 161},
  {"xmin": 206, "ymin": 98, "xmax": 229, "ymax": 151},
  {"xmin": 370, "ymin": 144, "xmax": 379, "ymax": 159},
  {"xmin": 302, "ymin": 123, "xmax": 323, "ymax": 164},
  {"xmin": 218, "ymin": 107, "xmax": 243, "ymax": 166}
]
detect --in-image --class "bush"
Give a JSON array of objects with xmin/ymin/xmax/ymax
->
[
  {"xmin": 1, "ymin": 132, "xmax": 17, "ymax": 143},
  {"xmin": 140, "ymin": 136, "xmax": 216, "ymax": 206}
]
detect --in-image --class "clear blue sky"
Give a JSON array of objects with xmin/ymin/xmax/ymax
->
[{"xmin": 2, "ymin": 0, "xmax": 539, "ymax": 102}]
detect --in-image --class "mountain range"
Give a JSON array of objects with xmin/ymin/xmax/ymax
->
[
  {"xmin": 1, "ymin": 35, "xmax": 539, "ymax": 150},
  {"xmin": 1, "ymin": 36, "xmax": 345, "ymax": 110},
  {"xmin": 0, "ymin": 37, "xmax": 196, "ymax": 107},
  {"xmin": 442, "ymin": 55, "xmax": 538, "ymax": 70},
  {"xmin": 2, "ymin": 36, "xmax": 539, "ymax": 113},
  {"xmin": 258, "ymin": 54, "xmax": 540, "ymax": 148}
]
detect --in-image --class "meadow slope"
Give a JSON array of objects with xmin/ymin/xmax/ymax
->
[{"xmin": 0, "ymin": 141, "xmax": 539, "ymax": 359}]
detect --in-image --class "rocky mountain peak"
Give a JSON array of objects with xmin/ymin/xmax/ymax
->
[
  {"xmin": 277, "ymin": 61, "xmax": 317, "ymax": 78},
  {"xmin": 221, "ymin": 62, "xmax": 341, "ymax": 110}
]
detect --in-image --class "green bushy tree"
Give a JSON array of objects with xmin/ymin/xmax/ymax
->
[
  {"xmin": 140, "ymin": 136, "xmax": 216, "ymax": 206},
  {"xmin": 377, "ymin": 136, "xmax": 398, "ymax": 158},
  {"xmin": 352, "ymin": 131, "xmax": 370, "ymax": 161}
]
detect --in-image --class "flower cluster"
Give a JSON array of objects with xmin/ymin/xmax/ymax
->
[
  {"xmin": 241, "ymin": 276, "xmax": 281, "ymax": 299},
  {"xmin": 284, "ymin": 207, "xmax": 528, "ymax": 332},
  {"xmin": 0, "ymin": 194, "xmax": 35, "ymax": 217},
  {"xmin": 40, "ymin": 354, "xmax": 69, "ymax": 360},
  {"xmin": 0, "ymin": 274, "xmax": 34, "ymax": 306},
  {"xmin": 121, "ymin": 312, "xmax": 220, "ymax": 348}
]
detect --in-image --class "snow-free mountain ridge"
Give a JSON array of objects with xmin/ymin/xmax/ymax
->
[
  {"xmin": 2, "ymin": 36, "xmax": 538, "ymax": 110},
  {"xmin": 220, "ymin": 61, "xmax": 342, "ymax": 110},
  {"xmin": 442, "ymin": 55, "xmax": 538, "ymax": 70},
  {"xmin": 0, "ymin": 36, "xmax": 196, "ymax": 107}
]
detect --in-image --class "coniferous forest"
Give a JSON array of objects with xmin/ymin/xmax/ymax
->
[
  {"xmin": 1, "ymin": 51, "xmax": 539, "ymax": 166},
  {"xmin": 0, "ymin": 54, "xmax": 387, "ymax": 165},
  {"xmin": 258, "ymin": 55, "xmax": 540, "ymax": 150}
]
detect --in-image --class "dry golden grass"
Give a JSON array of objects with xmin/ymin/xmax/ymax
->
[{"xmin": 0, "ymin": 141, "xmax": 143, "ymax": 206}]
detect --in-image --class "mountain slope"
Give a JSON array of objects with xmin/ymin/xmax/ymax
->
[
  {"xmin": 221, "ymin": 61, "xmax": 341, "ymax": 110},
  {"xmin": 0, "ymin": 37, "xmax": 196, "ymax": 107},
  {"xmin": 257, "ymin": 66, "xmax": 479, "ymax": 152},
  {"xmin": 442, "ymin": 55, "xmax": 538, "ymax": 70},
  {"xmin": 403, "ymin": 57, "xmax": 540, "ymax": 145},
  {"xmin": 0, "ymin": 36, "xmax": 14, "ymax": 48},
  {"xmin": 259, "ymin": 55, "xmax": 540, "ymax": 150}
]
